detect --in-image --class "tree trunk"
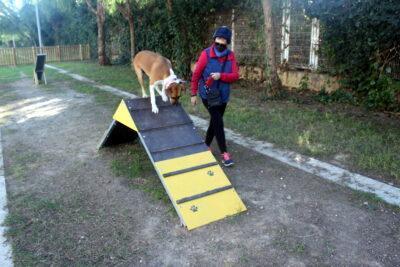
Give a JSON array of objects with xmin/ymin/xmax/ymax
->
[
  {"xmin": 96, "ymin": 2, "xmax": 109, "ymax": 65},
  {"xmin": 86, "ymin": 0, "xmax": 109, "ymax": 65},
  {"xmin": 166, "ymin": 0, "xmax": 173, "ymax": 15},
  {"xmin": 128, "ymin": 17, "xmax": 135, "ymax": 57},
  {"xmin": 261, "ymin": 0, "xmax": 282, "ymax": 95},
  {"xmin": 117, "ymin": 1, "xmax": 135, "ymax": 58}
]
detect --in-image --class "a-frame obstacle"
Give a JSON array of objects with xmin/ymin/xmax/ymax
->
[{"xmin": 99, "ymin": 97, "xmax": 246, "ymax": 230}]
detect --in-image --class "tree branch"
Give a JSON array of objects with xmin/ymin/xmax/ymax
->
[
  {"xmin": 118, "ymin": 0, "xmax": 134, "ymax": 20},
  {"xmin": 116, "ymin": 3, "xmax": 129, "ymax": 19},
  {"xmin": 166, "ymin": 0, "xmax": 173, "ymax": 15},
  {"xmin": 85, "ymin": 0, "xmax": 97, "ymax": 15}
]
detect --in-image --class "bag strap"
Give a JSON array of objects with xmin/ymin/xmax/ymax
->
[
  {"xmin": 201, "ymin": 50, "xmax": 230, "ymax": 89},
  {"xmin": 216, "ymin": 53, "xmax": 229, "ymax": 90},
  {"xmin": 200, "ymin": 49, "xmax": 210, "ymax": 85}
]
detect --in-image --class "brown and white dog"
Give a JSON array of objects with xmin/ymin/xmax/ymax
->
[{"xmin": 132, "ymin": 50, "xmax": 185, "ymax": 113}]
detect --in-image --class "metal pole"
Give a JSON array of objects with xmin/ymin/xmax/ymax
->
[
  {"xmin": 231, "ymin": 9, "xmax": 235, "ymax": 52},
  {"xmin": 35, "ymin": 1, "xmax": 43, "ymax": 53}
]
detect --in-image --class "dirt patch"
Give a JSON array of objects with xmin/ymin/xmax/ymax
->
[{"xmin": 0, "ymin": 78, "xmax": 399, "ymax": 265}]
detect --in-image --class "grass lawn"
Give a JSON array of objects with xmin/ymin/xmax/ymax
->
[
  {"xmin": 0, "ymin": 65, "xmax": 33, "ymax": 83},
  {"xmin": 51, "ymin": 61, "xmax": 141, "ymax": 93},
  {"xmin": 3, "ymin": 62, "xmax": 400, "ymax": 184}
]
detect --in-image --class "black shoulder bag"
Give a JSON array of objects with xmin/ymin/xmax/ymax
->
[{"xmin": 203, "ymin": 54, "xmax": 229, "ymax": 108}]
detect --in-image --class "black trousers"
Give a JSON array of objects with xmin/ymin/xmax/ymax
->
[{"xmin": 202, "ymin": 98, "xmax": 227, "ymax": 153}]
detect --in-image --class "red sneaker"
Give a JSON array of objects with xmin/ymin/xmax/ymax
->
[{"xmin": 221, "ymin": 152, "xmax": 234, "ymax": 167}]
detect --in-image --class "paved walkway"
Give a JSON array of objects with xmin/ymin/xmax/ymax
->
[{"xmin": 0, "ymin": 130, "xmax": 13, "ymax": 267}]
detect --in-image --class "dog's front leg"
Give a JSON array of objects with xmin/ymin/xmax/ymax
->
[
  {"xmin": 153, "ymin": 82, "xmax": 162, "ymax": 95},
  {"xmin": 154, "ymin": 81, "xmax": 168, "ymax": 102},
  {"xmin": 149, "ymin": 84, "xmax": 159, "ymax": 114},
  {"xmin": 142, "ymin": 87, "xmax": 148, "ymax": 98},
  {"xmin": 160, "ymin": 82, "xmax": 168, "ymax": 102}
]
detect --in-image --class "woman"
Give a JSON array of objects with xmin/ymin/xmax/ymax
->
[{"xmin": 191, "ymin": 26, "xmax": 239, "ymax": 167}]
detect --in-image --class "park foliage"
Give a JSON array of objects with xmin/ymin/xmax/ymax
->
[{"xmin": 0, "ymin": 0, "xmax": 399, "ymax": 110}]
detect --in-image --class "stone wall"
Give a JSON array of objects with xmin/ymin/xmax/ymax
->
[{"xmin": 277, "ymin": 70, "xmax": 339, "ymax": 92}]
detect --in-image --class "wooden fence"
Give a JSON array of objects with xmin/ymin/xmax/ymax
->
[{"xmin": 0, "ymin": 44, "xmax": 90, "ymax": 66}]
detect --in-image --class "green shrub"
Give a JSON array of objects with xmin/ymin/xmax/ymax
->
[
  {"xmin": 315, "ymin": 88, "xmax": 355, "ymax": 105},
  {"xmin": 307, "ymin": 0, "xmax": 400, "ymax": 111},
  {"xmin": 363, "ymin": 76, "xmax": 400, "ymax": 111}
]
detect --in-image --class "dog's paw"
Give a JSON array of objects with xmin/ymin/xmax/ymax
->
[
  {"xmin": 151, "ymin": 105, "xmax": 159, "ymax": 114},
  {"xmin": 161, "ymin": 94, "xmax": 168, "ymax": 102}
]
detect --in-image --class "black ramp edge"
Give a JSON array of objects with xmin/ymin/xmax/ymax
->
[
  {"xmin": 140, "ymin": 121, "xmax": 193, "ymax": 132},
  {"xmin": 176, "ymin": 185, "xmax": 234, "ymax": 204},
  {"xmin": 120, "ymin": 96, "xmax": 209, "ymax": 162},
  {"xmin": 98, "ymin": 120, "xmax": 138, "ymax": 148},
  {"xmin": 152, "ymin": 143, "xmax": 208, "ymax": 162},
  {"xmin": 163, "ymin": 162, "xmax": 219, "ymax": 177},
  {"xmin": 124, "ymin": 96, "xmax": 170, "ymax": 111},
  {"xmin": 141, "ymin": 124, "xmax": 204, "ymax": 154},
  {"xmin": 131, "ymin": 104, "xmax": 192, "ymax": 131},
  {"xmin": 151, "ymin": 141, "xmax": 204, "ymax": 154}
]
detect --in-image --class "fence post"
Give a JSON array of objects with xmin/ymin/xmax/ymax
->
[
  {"xmin": 57, "ymin": 45, "xmax": 61, "ymax": 61},
  {"xmin": 79, "ymin": 44, "xmax": 83, "ymax": 61},
  {"xmin": 309, "ymin": 18, "xmax": 320, "ymax": 70},
  {"xmin": 231, "ymin": 9, "xmax": 235, "ymax": 52},
  {"xmin": 12, "ymin": 47, "xmax": 17, "ymax": 66},
  {"xmin": 87, "ymin": 44, "xmax": 91, "ymax": 60},
  {"xmin": 280, "ymin": 0, "xmax": 291, "ymax": 63},
  {"xmin": 32, "ymin": 47, "xmax": 36, "ymax": 63}
]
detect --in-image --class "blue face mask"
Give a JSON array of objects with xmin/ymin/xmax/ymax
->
[{"xmin": 215, "ymin": 42, "xmax": 227, "ymax": 52}]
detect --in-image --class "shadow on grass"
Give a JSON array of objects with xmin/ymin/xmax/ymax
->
[{"xmin": 108, "ymin": 142, "xmax": 171, "ymax": 206}]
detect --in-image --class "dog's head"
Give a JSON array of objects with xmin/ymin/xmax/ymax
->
[{"xmin": 166, "ymin": 80, "xmax": 186, "ymax": 104}]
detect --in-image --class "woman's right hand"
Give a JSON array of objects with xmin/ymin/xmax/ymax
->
[{"xmin": 191, "ymin": 96, "xmax": 197, "ymax": 106}]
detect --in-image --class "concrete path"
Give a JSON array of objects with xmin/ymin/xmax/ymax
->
[{"xmin": 0, "ymin": 130, "xmax": 13, "ymax": 267}]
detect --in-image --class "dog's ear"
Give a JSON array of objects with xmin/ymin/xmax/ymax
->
[
  {"xmin": 165, "ymin": 85, "xmax": 171, "ymax": 95},
  {"xmin": 177, "ymin": 79, "xmax": 187, "ymax": 84},
  {"xmin": 178, "ymin": 81, "xmax": 186, "ymax": 92},
  {"xmin": 175, "ymin": 79, "xmax": 186, "ymax": 92}
]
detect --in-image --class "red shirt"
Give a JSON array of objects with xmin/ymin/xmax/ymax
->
[{"xmin": 191, "ymin": 45, "xmax": 239, "ymax": 96}]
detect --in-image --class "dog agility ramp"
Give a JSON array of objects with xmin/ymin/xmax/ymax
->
[{"xmin": 99, "ymin": 97, "xmax": 246, "ymax": 230}]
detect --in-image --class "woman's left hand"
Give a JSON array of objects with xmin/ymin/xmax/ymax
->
[
  {"xmin": 191, "ymin": 96, "xmax": 197, "ymax": 106},
  {"xmin": 211, "ymin": 72, "xmax": 221, "ymax": 80}
]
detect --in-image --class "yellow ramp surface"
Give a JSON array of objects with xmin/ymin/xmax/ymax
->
[
  {"xmin": 155, "ymin": 151, "xmax": 247, "ymax": 230},
  {"xmin": 112, "ymin": 100, "xmax": 137, "ymax": 131},
  {"xmin": 101, "ymin": 98, "xmax": 247, "ymax": 230}
]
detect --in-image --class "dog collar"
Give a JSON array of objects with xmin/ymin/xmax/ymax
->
[
  {"xmin": 164, "ymin": 74, "xmax": 183, "ymax": 89},
  {"xmin": 164, "ymin": 74, "xmax": 178, "ymax": 89}
]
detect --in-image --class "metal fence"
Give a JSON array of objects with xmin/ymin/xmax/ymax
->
[
  {"xmin": 387, "ymin": 48, "xmax": 400, "ymax": 80},
  {"xmin": 0, "ymin": 44, "xmax": 90, "ymax": 66}
]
